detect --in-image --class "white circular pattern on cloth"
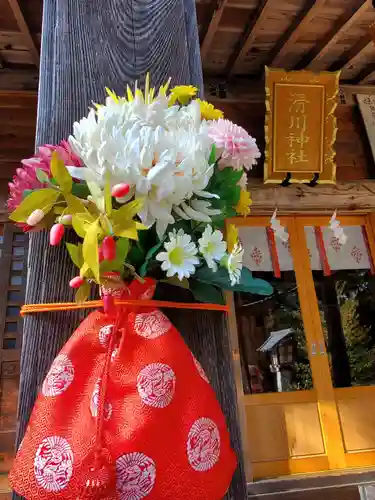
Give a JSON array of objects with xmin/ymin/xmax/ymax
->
[
  {"xmin": 34, "ymin": 436, "xmax": 73, "ymax": 492},
  {"xmin": 187, "ymin": 418, "xmax": 221, "ymax": 472},
  {"xmin": 134, "ymin": 310, "xmax": 171, "ymax": 339},
  {"xmin": 192, "ymin": 355, "xmax": 209, "ymax": 383},
  {"xmin": 42, "ymin": 354, "xmax": 74, "ymax": 397},
  {"xmin": 90, "ymin": 379, "xmax": 113, "ymax": 420},
  {"xmin": 116, "ymin": 452, "xmax": 156, "ymax": 500},
  {"xmin": 137, "ymin": 363, "xmax": 176, "ymax": 408},
  {"xmin": 98, "ymin": 324, "xmax": 114, "ymax": 347}
]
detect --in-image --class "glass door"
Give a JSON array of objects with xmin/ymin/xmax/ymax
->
[
  {"xmin": 297, "ymin": 215, "xmax": 375, "ymax": 471},
  {"xmin": 228, "ymin": 217, "xmax": 336, "ymax": 480}
]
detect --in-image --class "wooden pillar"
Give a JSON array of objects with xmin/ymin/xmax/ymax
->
[{"xmin": 14, "ymin": 0, "xmax": 246, "ymax": 498}]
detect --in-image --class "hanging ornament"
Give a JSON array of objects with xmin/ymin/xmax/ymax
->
[
  {"xmin": 270, "ymin": 209, "xmax": 289, "ymax": 242},
  {"xmin": 329, "ymin": 210, "xmax": 347, "ymax": 245}
]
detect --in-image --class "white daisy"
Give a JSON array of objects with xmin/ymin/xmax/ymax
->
[
  {"xmin": 226, "ymin": 243, "xmax": 244, "ymax": 286},
  {"xmin": 198, "ymin": 225, "xmax": 227, "ymax": 272},
  {"xmin": 156, "ymin": 229, "xmax": 199, "ymax": 280}
]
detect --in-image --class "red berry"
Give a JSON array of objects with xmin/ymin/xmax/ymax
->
[
  {"xmin": 49, "ymin": 223, "xmax": 65, "ymax": 245},
  {"xmin": 102, "ymin": 236, "xmax": 116, "ymax": 261},
  {"xmin": 111, "ymin": 183, "xmax": 130, "ymax": 198},
  {"xmin": 98, "ymin": 244, "xmax": 104, "ymax": 263},
  {"xmin": 69, "ymin": 276, "xmax": 85, "ymax": 288}
]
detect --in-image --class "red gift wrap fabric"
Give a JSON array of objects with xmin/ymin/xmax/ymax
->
[{"xmin": 9, "ymin": 278, "xmax": 236, "ymax": 499}]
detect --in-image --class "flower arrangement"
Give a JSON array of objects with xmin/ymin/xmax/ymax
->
[{"xmin": 8, "ymin": 77, "xmax": 271, "ymax": 303}]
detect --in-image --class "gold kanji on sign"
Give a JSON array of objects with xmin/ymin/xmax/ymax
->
[{"xmin": 264, "ymin": 67, "xmax": 340, "ymax": 184}]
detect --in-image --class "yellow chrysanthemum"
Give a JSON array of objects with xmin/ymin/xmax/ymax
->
[
  {"xmin": 236, "ymin": 190, "xmax": 252, "ymax": 217},
  {"xmin": 196, "ymin": 99, "xmax": 223, "ymax": 120},
  {"xmin": 169, "ymin": 85, "xmax": 198, "ymax": 105},
  {"xmin": 227, "ymin": 224, "xmax": 239, "ymax": 253}
]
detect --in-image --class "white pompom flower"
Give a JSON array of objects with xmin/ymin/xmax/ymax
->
[
  {"xmin": 198, "ymin": 225, "xmax": 227, "ymax": 272},
  {"xmin": 68, "ymin": 92, "xmax": 218, "ymax": 238},
  {"xmin": 156, "ymin": 229, "xmax": 199, "ymax": 280}
]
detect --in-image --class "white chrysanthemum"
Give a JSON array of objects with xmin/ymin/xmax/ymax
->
[
  {"xmin": 226, "ymin": 243, "xmax": 244, "ymax": 286},
  {"xmin": 156, "ymin": 229, "xmax": 199, "ymax": 280},
  {"xmin": 198, "ymin": 225, "xmax": 227, "ymax": 271},
  {"xmin": 68, "ymin": 94, "xmax": 218, "ymax": 237}
]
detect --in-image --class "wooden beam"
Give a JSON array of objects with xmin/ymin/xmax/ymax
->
[
  {"xmin": 268, "ymin": 0, "xmax": 321, "ymax": 68},
  {"xmin": 248, "ymin": 179, "xmax": 375, "ymax": 213},
  {"xmin": 205, "ymin": 78, "xmax": 375, "ymax": 104},
  {"xmin": 14, "ymin": 2, "xmax": 247, "ymax": 500},
  {"xmin": 7, "ymin": 0, "xmax": 39, "ymax": 67},
  {"xmin": 359, "ymin": 65, "xmax": 375, "ymax": 83},
  {"xmin": 0, "ymin": 70, "xmax": 38, "ymax": 91},
  {"xmin": 200, "ymin": 0, "xmax": 229, "ymax": 62},
  {"xmin": 297, "ymin": 0, "xmax": 370, "ymax": 71},
  {"xmin": 329, "ymin": 34, "xmax": 373, "ymax": 73},
  {"xmin": 225, "ymin": 0, "xmax": 272, "ymax": 77}
]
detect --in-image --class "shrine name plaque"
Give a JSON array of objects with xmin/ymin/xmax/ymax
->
[{"xmin": 264, "ymin": 67, "xmax": 340, "ymax": 184}]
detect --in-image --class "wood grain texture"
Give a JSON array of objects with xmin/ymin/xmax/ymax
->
[
  {"xmin": 6, "ymin": 0, "xmax": 39, "ymax": 66},
  {"xmin": 248, "ymin": 179, "xmax": 375, "ymax": 213},
  {"xmin": 14, "ymin": 1, "xmax": 246, "ymax": 499},
  {"xmin": 225, "ymin": 0, "xmax": 271, "ymax": 76},
  {"xmin": 269, "ymin": 0, "xmax": 321, "ymax": 68},
  {"xmin": 300, "ymin": 0, "xmax": 370, "ymax": 71},
  {"xmin": 200, "ymin": 0, "xmax": 229, "ymax": 62}
]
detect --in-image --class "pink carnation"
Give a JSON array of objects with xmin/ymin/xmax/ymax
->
[
  {"xmin": 208, "ymin": 119, "xmax": 261, "ymax": 171},
  {"xmin": 8, "ymin": 140, "xmax": 82, "ymax": 231}
]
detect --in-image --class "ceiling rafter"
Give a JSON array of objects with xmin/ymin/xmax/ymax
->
[
  {"xmin": 329, "ymin": 33, "xmax": 373, "ymax": 73},
  {"xmin": 270, "ymin": 0, "xmax": 325, "ymax": 68},
  {"xmin": 356, "ymin": 63, "xmax": 375, "ymax": 83},
  {"xmin": 297, "ymin": 0, "xmax": 370, "ymax": 71},
  {"xmin": 225, "ymin": 0, "xmax": 272, "ymax": 77},
  {"xmin": 200, "ymin": 0, "xmax": 229, "ymax": 62},
  {"xmin": 7, "ymin": 0, "xmax": 39, "ymax": 67}
]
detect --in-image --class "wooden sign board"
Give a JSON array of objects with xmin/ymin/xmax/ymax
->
[
  {"xmin": 264, "ymin": 67, "xmax": 340, "ymax": 184},
  {"xmin": 356, "ymin": 94, "xmax": 375, "ymax": 165}
]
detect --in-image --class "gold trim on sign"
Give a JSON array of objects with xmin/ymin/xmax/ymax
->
[{"xmin": 263, "ymin": 66, "xmax": 340, "ymax": 185}]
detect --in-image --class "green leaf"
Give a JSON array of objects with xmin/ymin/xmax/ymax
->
[
  {"xmin": 139, "ymin": 239, "xmax": 165, "ymax": 277},
  {"xmin": 22, "ymin": 189, "xmax": 33, "ymax": 200},
  {"xmin": 10, "ymin": 188, "xmax": 60, "ymax": 223},
  {"xmin": 190, "ymin": 280, "xmax": 224, "ymax": 305},
  {"xmin": 36, "ymin": 168, "xmax": 49, "ymax": 184},
  {"xmin": 116, "ymin": 237, "xmax": 130, "ymax": 261},
  {"xmin": 66, "ymin": 243, "xmax": 83, "ymax": 268},
  {"xmin": 72, "ymin": 212, "xmax": 96, "ymax": 238},
  {"xmin": 195, "ymin": 265, "xmax": 273, "ymax": 295},
  {"xmin": 86, "ymin": 172, "xmax": 104, "ymax": 212},
  {"xmin": 51, "ymin": 151, "xmax": 72, "ymax": 193},
  {"xmin": 65, "ymin": 193, "xmax": 88, "ymax": 215},
  {"xmin": 104, "ymin": 171, "xmax": 112, "ymax": 217},
  {"xmin": 75, "ymin": 281, "xmax": 91, "ymax": 303},
  {"xmin": 83, "ymin": 219, "xmax": 100, "ymax": 282},
  {"xmin": 235, "ymin": 267, "xmax": 273, "ymax": 295},
  {"xmin": 111, "ymin": 199, "xmax": 144, "ymax": 228},
  {"xmin": 71, "ymin": 182, "xmax": 90, "ymax": 199},
  {"xmin": 162, "ymin": 276, "xmax": 190, "ymax": 289},
  {"xmin": 208, "ymin": 143, "xmax": 216, "ymax": 165},
  {"xmin": 127, "ymin": 242, "xmax": 146, "ymax": 270}
]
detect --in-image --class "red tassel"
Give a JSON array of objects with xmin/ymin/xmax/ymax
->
[
  {"xmin": 314, "ymin": 227, "xmax": 331, "ymax": 276},
  {"xmin": 80, "ymin": 448, "xmax": 116, "ymax": 498},
  {"xmin": 362, "ymin": 226, "xmax": 375, "ymax": 275},
  {"xmin": 266, "ymin": 227, "xmax": 281, "ymax": 278}
]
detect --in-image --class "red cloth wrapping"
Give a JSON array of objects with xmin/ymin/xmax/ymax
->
[{"xmin": 10, "ymin": 278, "xmax": 236, "ymax": 499}]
